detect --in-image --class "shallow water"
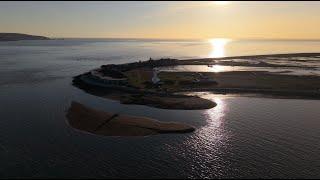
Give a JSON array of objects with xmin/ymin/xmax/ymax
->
[
  {"xmin": 1, "ymin": 39, "xmax": 320, "ymax": 178},
  {"xmin": 158, "ymin": 54, "xmax": 320, "ymax": 76},
  {"xmin": 159, "ymin": 64, "xmax": 320, "ymax": 76}
]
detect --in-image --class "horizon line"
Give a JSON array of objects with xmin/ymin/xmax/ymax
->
[
  {"xmin": 51, "ymin": 37, "xmax": 320, "ymax": 41},
  {"xmin": 3, "ymin": 32, "xmax": 320, "ymax": 41}
]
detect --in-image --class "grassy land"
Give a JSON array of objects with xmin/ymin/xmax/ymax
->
[
  {"xmin": 124, "ymin": 68, "xmax": 320, "ymax": 96},
  {"xmin": 123, "ymin": 68, "xmax": 153, "ymax": 89}
]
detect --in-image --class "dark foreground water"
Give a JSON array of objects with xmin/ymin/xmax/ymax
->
[{"xmin": 0, "ymin": 39, "xmax": 320, "ymax": 178}]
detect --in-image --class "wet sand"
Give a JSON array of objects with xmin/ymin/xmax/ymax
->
[
  {"xmin": 117, "ymin": 93, "xmax": 217, "ymax": 110},
  {"xmin": 161, "ymin": 71, "xmax": 320, "ymax": 99},
  {"xmin": 66, "ymin": 102, "xmax": 195, "ymax": 137}
]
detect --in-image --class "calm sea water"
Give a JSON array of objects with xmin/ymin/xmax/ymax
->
[{"xmin": 0, "ymin": 39, "xmax": 320, "ymax": 178}]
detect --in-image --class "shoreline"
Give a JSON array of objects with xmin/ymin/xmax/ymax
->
[
  {"xmin": 182, "ymin": 52, "xmax": 320, "ymax": 61},
  {"xmin": 73, "ymin": 75, "xmax": 217, "ymax": 110},
  {"xmin": 176, "ymin": 88, "xmax": 320, "ymax": 100}
]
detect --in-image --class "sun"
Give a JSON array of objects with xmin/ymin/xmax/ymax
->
[{"xmin": 213, "ymin": 1, "xmax": 231, "ymax": 6}]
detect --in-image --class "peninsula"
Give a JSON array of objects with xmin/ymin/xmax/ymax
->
[
  {"xmin": 73, "ymin": 58, "xmax": 218, "ymax": 110},
  {"xmin": 0, "ymin": 33, "xmax": 50, "ymax": 41},
  {"xmin": 69, "ymin": 53, "xmax": 320, "ymax": 137},
  {"xmin": 73, "ymin": 53, "xmax": 320, "ymax": 110}
]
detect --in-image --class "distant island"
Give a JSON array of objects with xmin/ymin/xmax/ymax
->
[{"xmin": 0, "ymin": 33, "xmax": 50, "ymax": 41}]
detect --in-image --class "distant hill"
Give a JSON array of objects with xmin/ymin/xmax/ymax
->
[{"xmin": 0, "ymin": 33, "xmax": 50, "ymax": 41}]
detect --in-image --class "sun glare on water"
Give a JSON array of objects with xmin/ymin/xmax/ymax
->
[
  {"xmin": 209, "ymin": 38, "xmax": 231, "ymax": 58},
  {"xmin": 211, "ymin": 65, "xmax": 226, "ymax": 73}
]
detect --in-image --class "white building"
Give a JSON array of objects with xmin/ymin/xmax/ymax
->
[{"xmin": 152, "ymin": 68, "xmax": 160, "ymax": 84}]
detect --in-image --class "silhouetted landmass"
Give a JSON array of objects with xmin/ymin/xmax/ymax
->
[
  {"xmin": 0, "ymin": 33, "xmax": 50, "ymax": 41},
  {"xmin": 73, "ymin": 53, "xmax": 320, "ymax": 106}
]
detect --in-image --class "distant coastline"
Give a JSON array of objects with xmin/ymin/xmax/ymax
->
[
  {"xmin": 0, "ymin": 33, "xmax": 50, "ymax": 41},
  {"xmin": 45, "ymin": 37, "xmax": 320, "ymax": 42}
]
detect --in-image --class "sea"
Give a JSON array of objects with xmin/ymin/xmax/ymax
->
[{"xmin": 0, "ymin": 38, "xmax": 320, "ymax": 178}]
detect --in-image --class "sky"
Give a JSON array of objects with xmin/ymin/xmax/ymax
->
[{"xmin": 1, "ymin": 1, "xmax": 320, "ymax": 39}]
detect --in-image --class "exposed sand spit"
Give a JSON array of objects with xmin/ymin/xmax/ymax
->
[{"xmin": 66, "ymin": 102, "xmax": 195, "ymax": 137}]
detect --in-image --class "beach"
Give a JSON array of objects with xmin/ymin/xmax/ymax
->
[{"xmin": 66, "ymin": 101, "xmax": 195, "ymax": 136}]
